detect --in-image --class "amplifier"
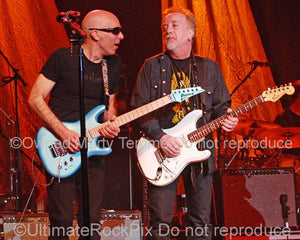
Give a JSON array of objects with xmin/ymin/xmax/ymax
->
[
  {"xmin": 0, "ymin": 210, "xmax": 142, "ymax": 240},
  {"xmin": 100, "ymin": 210, "xmax": 142, "ymax": 240},
  {"xmin": 0, "ymin": 213, "xmax": 49, "ymax": 240},
  {"xmin": 213, "ymin": 168, "xmax": 298, "ymax": 229}
]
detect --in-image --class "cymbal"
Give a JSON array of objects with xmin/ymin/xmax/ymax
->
[
  {"xmin": 256, "ymin": 127, "xmax": 300, "ymax": 148},
  {"xmin": 234, "ymin": 119, "xmax": 280, "ymax": 136}
]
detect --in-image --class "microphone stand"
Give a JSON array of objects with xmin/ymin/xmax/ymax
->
[
  {"xmin": 78, "ymin": 38, "xmax": 91, "ymax": 240},
  {"xmin": 230, "ymin": 64, "xmax": 258, "ymax": 96},
  {"xmin": 58, "ymin": 16, "xmax": 91, "ymax": 239},
  {"xmin": 280, "ymin": 194, "xmax": 290, "ymax": 240},
  {"xmin": 280, "ymin": 194, "xmax": 290, "ymax": 227},
  {"xmin": 0, "ymin": 50, "xmax": 27, "ymax": 212},
  {"xmin": 0, "ymin": 108, "xmax": 16, "ymax": 212}
]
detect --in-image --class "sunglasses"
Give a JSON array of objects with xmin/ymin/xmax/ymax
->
[{"xmin": 88, "ymin": 27, "xmax": 122, "ymax": 35}]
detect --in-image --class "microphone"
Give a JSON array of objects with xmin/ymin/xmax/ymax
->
[
  {"xmin": 56, "ymin": 11, "xmax": 86, "ymax": 39},
  {"xmin": 247, "ymin": 61, "xmax": 271, "ymax": 67},
  {"xmin": 56, "ymin": 11, "xmax": 81, "ymax": 23},
  {"xmin": 280, "ymin": 194, "xmax": 290, "ymax": 227},
  {"xmin": 280, "ymin": 194, "xmax": 288, "ymax": 205}
]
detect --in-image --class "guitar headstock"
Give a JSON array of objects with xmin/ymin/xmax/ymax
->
[
  {"xmin": 170, "ymin": 87, "xmax": 205, "ymax": 102},
  {"xmin": 262, "ymin": 83, "xmax": 295, "ymax": 102}
]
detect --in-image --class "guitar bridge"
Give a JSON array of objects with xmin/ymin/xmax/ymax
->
[{"xmin": 50, "ymin": 141, "xmax": 67, "ymax": 158}]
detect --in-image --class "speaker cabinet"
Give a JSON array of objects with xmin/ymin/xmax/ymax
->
[{"xmin": 213, "ymin": 168, "xmax": 298, "ymax": 229}]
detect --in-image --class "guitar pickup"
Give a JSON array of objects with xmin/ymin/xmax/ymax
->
[
  {"xmin": 49, "ymin": 141, "xmax": 67, "ymax": 158},
  {"xmin": 154, "ymin": 150, "xmax": 165, "ymax": 163}
]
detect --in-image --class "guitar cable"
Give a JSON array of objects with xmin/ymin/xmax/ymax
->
[
  {"xmin": 31, "ymin": 151, "xmax": 54, "ymax": 187},
  {"xmin": 18, "ymin": 151, "xmax": 55, "ymax": 222},
  {"xmin": 19, "ymin": 170, "xmax": 40, "ymax": 223}
]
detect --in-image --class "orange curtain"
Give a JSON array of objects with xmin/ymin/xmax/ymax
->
[
  {"xmin": 161, "ymin": 0, "xmax": 282, "ymax": 121},
  {"xmin": 0, "ymin": 0, "xmax": 68, "ymax": 210}
]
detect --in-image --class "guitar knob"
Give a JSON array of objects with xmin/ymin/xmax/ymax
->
[
  {"xmin": 70, "ymin": 157, "xmax": 73, "ymax": 161},
  {"xmin": 64, "ymin": 161, "xmax": 68, "ymax": 166}
]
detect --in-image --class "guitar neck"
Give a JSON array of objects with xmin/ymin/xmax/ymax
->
[
  {"xmin": 188, "ymin": 95, "xmax": 265, "ymax": 142},
  {"xmin": 114, "ymin": 95, "xmax": 172, "ymax": 126},
  {"xmin": 90, "ymin": 95, "xmax": 172, "ymax": 138}
]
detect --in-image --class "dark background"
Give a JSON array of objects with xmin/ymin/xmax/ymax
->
[
  {"xmin": 249, "ymin": 0, "xmax": 300, "ymax": 108},
  {"xmin": 54, "ymin": 0, "xmax": 300, "ymax": 210}
]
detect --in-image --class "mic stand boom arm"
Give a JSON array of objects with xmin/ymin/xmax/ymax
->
[
  {"xmin": 0, "ymin": 50, "xmax": 27, "ymax": 87},
  {"xmin": 230, "ymin": 64, "xmax": 258, "ymax": 97}
]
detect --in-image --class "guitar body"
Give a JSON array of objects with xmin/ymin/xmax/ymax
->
[
  {"xmin": 137, "ymin": 110, "xmax": 211, "ymax": 187},
  {"xmin": 36, "ymin": 105, "xmax": 110, "ymax": 178}
]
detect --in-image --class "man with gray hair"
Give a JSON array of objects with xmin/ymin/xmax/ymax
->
[{"xmin": 131, "ymin": 7, "xmax": 238, "ymax": 240}]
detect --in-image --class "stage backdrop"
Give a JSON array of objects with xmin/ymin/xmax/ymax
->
[{"xmin": 0, "ymin": 0, "xmax": 69, "ymax": 211}]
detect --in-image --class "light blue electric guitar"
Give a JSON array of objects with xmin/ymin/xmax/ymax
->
[{"xmin": 36, "ymin": 87, "xmax": 204, "ymax": 178}]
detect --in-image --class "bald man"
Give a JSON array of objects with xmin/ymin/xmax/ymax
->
[{"xmin": 29, "ymin": 10, "xmax": 124, "ymax": 239}]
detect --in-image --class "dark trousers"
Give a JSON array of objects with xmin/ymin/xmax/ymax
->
[
  {"xmin": 47, "ymin": 157, "xmax": 105, "ymax": 240},
  {"xmin": 147, "ymin": 166, "xmax": 213, "ymax": 240}
]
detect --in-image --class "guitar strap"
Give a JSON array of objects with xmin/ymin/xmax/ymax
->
[
  {"xmin": 192, "ymin": 53, "xmax": 206, "ymax": 112},
  {"xmin": 101, "ymin": 58, "xmax": 109, "ymax": 110}
]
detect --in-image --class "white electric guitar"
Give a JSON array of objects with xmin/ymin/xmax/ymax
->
[
  {"xmin": 36, "ymin": 87, "xmax": 204, "ymax": 178},
  {"xmin": 137, "ymin": 84, "xmax": 295, "ymax": 186}
]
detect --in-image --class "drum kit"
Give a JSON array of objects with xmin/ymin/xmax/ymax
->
[{"xmin": 221, "ymin": 117, "xmax": 300, "ymax": 171}]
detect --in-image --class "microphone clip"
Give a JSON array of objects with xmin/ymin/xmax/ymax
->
[
  {"xmin": 56, "ymin": 11, "xmax": 86, "ymax": 40},
  {"xmin": 56, "ymin": 11, "xmax": 81, "ymax": 24}
]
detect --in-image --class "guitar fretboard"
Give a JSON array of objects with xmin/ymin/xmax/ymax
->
[
  {"xmin": 188, "ymin": 95, "xmax": 264, "ymax": 142},
  {"xmin": 88, "ymin": 95, "xmax": 172, "ymax": 139}
]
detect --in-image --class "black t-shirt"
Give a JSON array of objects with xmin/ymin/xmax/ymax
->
[
  {"xmin": 40, "ymin": 47, "xmax": 121, "ymax": 122},
  {"xmin": 160, "ymin": 56, "xmax": 195, "ymax": 128}
]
